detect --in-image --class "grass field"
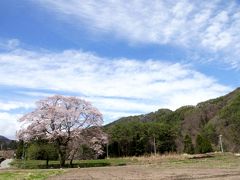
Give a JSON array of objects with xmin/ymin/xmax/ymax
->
[
  {"xmin": 1, "ymin": 158, "xmax": 133, "ymax": 180},
  {"xmin": 2, "ymin": 152, "xmax": 240, "ymax": 179},
  {"xmin": 0, "ymin": 169, "xmax": 63, "ymax": 180},
  {"xmin": 10, "ymin": 157, "xmax": 134, "ymax": 169}
]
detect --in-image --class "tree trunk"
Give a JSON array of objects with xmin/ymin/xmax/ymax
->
[
  {"xmin": 69, "ymin": 150, "xmax": 77, "ymax": 168},
  {"xmin": 58, "ymin": 145, "xmax": 67, "ymax": 168},
  {"xmin": 70, "ymin": 158, "xmax": 73, "ymax": 168},
  {"xmin": 46, "ymin": 156, "xmax": 49, "ymax": 168}
]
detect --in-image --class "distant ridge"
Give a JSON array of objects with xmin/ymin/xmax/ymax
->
[
  {"xmin": 105, "ymin": 87, "xmax": 240, "ymax": 152},
  {"xmin": 0, "ymin": 135, "xmax": 11, "ymax": 143}
]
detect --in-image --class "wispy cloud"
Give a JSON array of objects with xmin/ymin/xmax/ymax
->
[
  {"xmin": 0, "ymin": 39, "xmax": 20, "ymax": 50},
  {"xmin": 0, "ymin": 44, "xmax": 232, "ymax": 138},
  {"xmin": 0, "ymin": 47, "xmax": 230, "ymax": 112},
  {"xmin": 0, "ymin": 112, "xmax": 21, "ymax": 139},
  {"xmin": 0, "ymin": 101, "xmax": 33, "ymax": 111},
  {"xmin": 35, "ymin": 0, "xmax": 240, "ymax": 68}
]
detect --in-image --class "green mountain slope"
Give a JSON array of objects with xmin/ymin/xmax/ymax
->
[{"xmin": 105, "ymin": 88, "xmax": 240, "ymax": 154}]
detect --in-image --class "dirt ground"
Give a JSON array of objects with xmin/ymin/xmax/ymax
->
[{"xmin": 48, "ymin": 165, "xmax": 240, "ymax": 180}]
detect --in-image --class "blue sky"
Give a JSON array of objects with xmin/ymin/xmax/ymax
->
[{"xmin": 0, "ymin": 0, "xmax": 239, "ymax": 139}]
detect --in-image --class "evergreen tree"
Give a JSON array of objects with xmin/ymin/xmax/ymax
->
[
  {"xmin": 183, "ymin": 135, "xmax": 194, "ymax": 154},
  {"xmin": 16, "ymin": 140, "xmax": 24, "ymax": 159},
  {"xmin": 195, "ymin": 134, "xmax": 213, "ymax": 153},
  {"xmin": 27, "ymin": 141, "xmax": 58, "ymax": 168}
]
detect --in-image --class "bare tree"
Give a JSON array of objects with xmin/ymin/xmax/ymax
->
[{"xmin": 17, "ymin": 95, "xmax": 106, "ymax": 167}]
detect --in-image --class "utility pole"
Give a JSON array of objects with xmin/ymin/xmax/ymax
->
[
  {"xmin": 106, "ymin": 142, "xmax": 109, "ymax": 159},
  {"xmin": 219, "ymin": 134, "xmax": 223, "ymax": 153},
  {"xmin": 153, "ymin": 137, "xmax": 156, "ymax": 156}
]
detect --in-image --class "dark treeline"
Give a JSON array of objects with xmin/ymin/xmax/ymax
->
[
  {"xmin": 105, "ymin": 121, "xmax": 213, "ymax": 157},
  {"xmin": 106, "ymin": 121, "xmax": 176, "ymax": 157},
  {"xmin": 15, "ymin": 139, "xmax": 103, "ymax": 164},
  {"xmin": 0, "ymin": 140, "xmax": 17, "ymax": 150}
]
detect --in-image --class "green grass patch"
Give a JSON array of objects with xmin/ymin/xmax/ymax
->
[
  {"xmin": 11, "ymin": 153, "xmax": 240, "ymax": 170},
  {"xmin": 0, "ymin": 169, "xmax": 63, "ymax": 180},
  {"xmin": 11, "ymin": 160, "xmax": 59, "ymax": 169},
  {"xmin": 10, "ymin": 157, "xmax": 135, "ymax": 169},
  {"xmin": 75, "ymin": 158, "xmax": 131, "ymax": 166}
]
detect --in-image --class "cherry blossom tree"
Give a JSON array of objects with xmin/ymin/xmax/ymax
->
[
  {"xmin": 17, "ymin": 95, "xmax": 106, "ymax": 167},
  {"xmin": 67, "ymin": 127, "xmax": 108, "ymax": 166}
]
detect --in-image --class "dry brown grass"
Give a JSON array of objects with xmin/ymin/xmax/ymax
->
[
  {"xmin": 0, "ymin": 150, "xmax": 15, "ymax": 159},
  {"xmin": 48, "ymin": 153, "xmax": 240, "ymax": 179},
  {"xmin": 126, "ymin": 153, "xmax": 186, "ymax": 164}
]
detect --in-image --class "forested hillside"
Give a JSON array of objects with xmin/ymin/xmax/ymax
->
[
  {"xmin": 0, "ymin": 136, "xmax": 17, "ymax": 150},
  {"xmin": 105, "ymin": 88, "xmax": 240, "ymax": 156}
]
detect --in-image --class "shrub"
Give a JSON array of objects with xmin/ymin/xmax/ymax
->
[
  {"xmin": 195, "ymin": 134, "xmax": 213, "ymax": 154},
  {"xmin": 183, "ymin": 135, "xmax": 194, "ymax": 154}
]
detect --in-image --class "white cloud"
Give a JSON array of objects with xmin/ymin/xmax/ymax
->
[
  {"xmin": 16, "ymin": 91, "xmax": 55, "ymax": 98},
  {"xmin": 0, "ymin": 101, "xmax": 33, "ymax": 111},
  {"xmin": 0, "ymin": 112, "xmax": 22, "ymax": 139},
  {"xmin": 101, "ymin": 110, "xmax": 140, "ymax": 123},
  {"xmin": 35, "ymin": 0, "xmax": 240, "ymax": 68},
  {"xmin": 0, "ymin": 46, "xmax": 232, "ymax": 138},
  {"xmin": 0, "ymin": 48, "xmax": 231, "ymax": 111}
]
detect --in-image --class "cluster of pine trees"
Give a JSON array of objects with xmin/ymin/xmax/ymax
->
[
  {"xmin": 106, "ymin": 121, "xmax": 176, "ymax": 156},
  {"xmin": 105, "ymin": 121, "xmax": 214, "ymax": 157},
  {"xmin": 183, "ymin": 134, "xmax": 213, "ymax": 154}
]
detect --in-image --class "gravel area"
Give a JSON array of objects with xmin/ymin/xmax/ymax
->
[{"xmin": 0, "ymin": 159, "xmax": 13, "ymax": 169}]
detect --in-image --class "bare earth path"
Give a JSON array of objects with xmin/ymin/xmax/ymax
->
[{"xmin": 48, "ymin": 165, "xmax": 240, "ymax": 180}]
